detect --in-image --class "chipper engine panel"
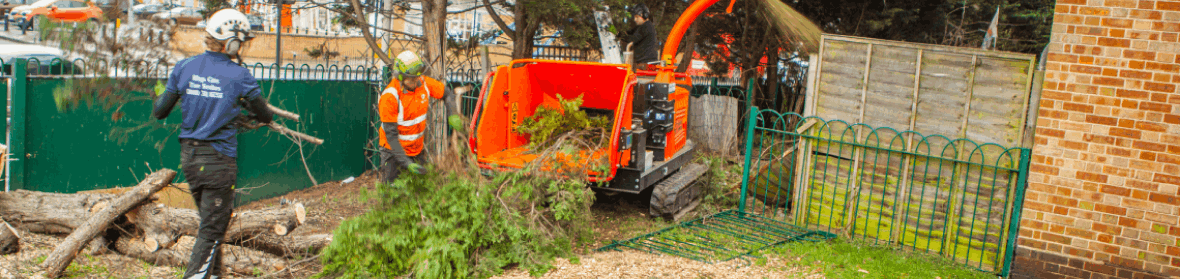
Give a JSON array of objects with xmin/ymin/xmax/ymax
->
[{"xmin": 467, "ymin": 59, "xmax": 706, "ymax": 220}]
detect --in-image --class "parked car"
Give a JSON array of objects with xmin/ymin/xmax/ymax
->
[
  {"xmin": 9, "ymin": 0, "xmax": 102, "ymax": 30},
  {"xmin": 0, "ymin": 44, "xmax": 82, "ymax": 75},
  {"xmin": 130, "ymin": 3, "xmax": 167, "ymax": 19},
  {"xmin": 151, "ymin": 6, "xmax": 199, "ymax": 25}
]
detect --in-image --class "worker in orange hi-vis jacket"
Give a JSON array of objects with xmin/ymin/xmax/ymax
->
[{"xmin": 378, "ymin": 50, "xmax": 461, "ymax": 183}]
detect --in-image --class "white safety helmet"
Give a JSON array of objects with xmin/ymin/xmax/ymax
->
[{"xmin": 205, "ymin": 9, "xmax": 254, "ymax": 54}]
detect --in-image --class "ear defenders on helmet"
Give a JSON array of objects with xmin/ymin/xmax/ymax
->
[{"xmin": 225, "ymin": 38, "xmax": 242, "ymax": 56}]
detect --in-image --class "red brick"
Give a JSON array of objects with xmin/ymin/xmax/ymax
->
[
  {"xmin": 1155, "ymin": 22, "xmax": 1180, "ymax": 32},
  {"xmin": 1154, "ymin": 173, "xmax": 1180, "ymax": 185},
  {"xmin": 1149, "ymin": 193, "xmax": 1179, "ymax": 204},
  {"xmin": 1135, "ymin": 140, "xmax": 1169, "ymax": 152},
  {"xmin": 1159, "ymin": 153, "xmax": 1180, "ymax": 164},
  {"xmin": 1049, "ymin": 53, "xmax": 1080, "ymax": 63},
  {"xmin": 1086, "ymin": 16, "xmax": 1101, "ymax": 26},
  {"xmin": 1093, "ymin": 223, "xmax": 1123, "ymax": 235},
  {"xmin": 1140, "ymin": 102, "xmax": 1173, "ymax": 113},
  {"xmin": 1080, "ymin": 55, "xmax": 1095, "ymax": 64},
  {"xmin": 1122, "ymin": 100, "xmax": 1141, "ymax": 109},
  {"xmin": 1059, "ymin": 0, "xmax": 1086, "ymax": 4},
  {"xmin": 1103, "ymin": 68, "xmax": 1120, "ymax": 77},
  {"xmin": 1095, "ymin": 204, "xmax": 1128, "ymax": 215},
  {"xmin": 1042, "ymin": 232, "xmax": 1073, "ymax": 245},
  {"xmin": 1085, "ymin": 134, "xmax": 1117, "ymax": 145},
  {"xmin": 1050, "ymin": 195, "xmax": 1080, "ymax": 207},
  {"xmin": 1167, "ymin": 32, "xmax": 1180, "ymax": 42},
  {"xmin": 1152, "ymin": 93, "xmax": 1170, "ymax": 102},
  {"xmin": 1072, "ymin": 64, "xmax": 1104, "ymax": 74},
  {"xmin": 1146, "ymin": 62, "xmax": 1179, "ymax": 72},
  {"xmin": 1129, "ymin": 30, "xmax": 1160, "ymax": 40},
  {"xmin": 1119, "ymin": 69, "xmax": 1154, "ymax": 80},
  {"xmin": 1125, "ymin": 50, "xmax": 1156, "ymax": 61},
  {"xmin": 1109, "ymin": 28, "xmax": 1126, "ymax": 38},
  {"xmin": 1166, "ymin": 114, "xmax": 1180, "ymax": 124},
  {"xmin": 1118, "ymin": 217, "xmax": 1140, "ymax": 228},
  {"xmin": 1145, "ymin": 82, "xmax": 1177, "ymax": 93},
  {"xmin": 1032, "ymin": 165, "xmax": 1060, "ymax": 175},
  {"xmin": 1161, "ymin": 1, "xmax": 1180, "ymax": 11},
  {"xmin": 1063, "ymin": 140, "xmax": 1089, "ymax": 151},
  {"xmin": 1078, "ymin": 171, "xmax": 1109, "ymax": 183},
  {"xmin": 1104, "ymin": 0, "xmax": 1138, "ymax": 7},
  {"xmin": 1111, "ymin": 256, "xmax": 1145, "ymax": 270},
  {"xmin": 1109, "ymin": 127, "xmax": 1142, "ymax": 139},
  {"xmin": 1093, "ymin": 76, "xmax": 1125, "ymax": 87},
  {"xmin": 1135, "ymin": 121, "xmax": 1168, "ymax": 132},
  {"xmin": 1107, "ymin": 147, "xmax": 1133, "ymax": 156},
  {"xmin": 1098, "ymin": 37, "xmax": 1131, "ymax": 48},
  {"xmin": 1140, "ymin": 0, "xmax": 1157, "ymax": 9},
  {"xmin": 1101, "ymin": 185, "xmax": 1132, "ymax": 196},
  {"xmin": 1102, "ymin": 18, "xmax": 1134, "ymax": 28},
  {"xmin": 1063, "ymin": 102, "xmax": 1095, "ymax": 113},
  {"xmin": 1131, "ymin": 60, "xmax": 1147, "ymax": 69},
  {"xmin": 1078, "ymin": 6, "xmax": 1110, "ymax": 15},
  {"xmin": 1039, "ymin": 128, "xmax": 1066, "ymax": 138},
  {"xmin": 1130, "ymin": 9, "xmax": 1163, "ymax": 19},
  {"xmin": 1097, "ymin": 234, "xmax": 1116, "ymax": 244}
]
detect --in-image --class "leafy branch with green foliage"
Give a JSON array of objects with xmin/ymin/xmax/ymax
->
[
  {"xmin": 514, "ymin": 95, "xmax": 612, "ymax": 150},
  {"xmin": 317, "ymin": 159, "xmax": 596, "ymax": 278}
]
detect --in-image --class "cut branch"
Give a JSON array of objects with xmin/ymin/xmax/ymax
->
[
  {"xmin": 0, "ymin": 219, "xmax": 19, "ymax": 255},
  {"xmin": 114, "ymin": 236, "xmax": 287, "ymax": 275},
  {"xmin": 0, "ymin": 190, "xmax": 120, "ymax": 234},
  {"xmin": 42, "ymin": 169, "xmax": 177, "ymax": 278},
  {"xmin": 127, "ymin": 203, "xmax": 306, "ymax": 251}
]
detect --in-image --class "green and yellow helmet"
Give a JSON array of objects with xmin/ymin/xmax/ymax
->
[{"xmin": 394, "ymin": 51, "xmax": 426, "ymax": 80}]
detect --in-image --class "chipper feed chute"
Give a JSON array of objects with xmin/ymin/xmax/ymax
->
[{"xmin": 467, "ymin": 59, "xmax": 706, "ymax": 220}]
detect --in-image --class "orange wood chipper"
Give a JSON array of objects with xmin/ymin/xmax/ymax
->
[{"xmin": 466, "ymin": 0, "xmax": 729, "ymax": 219}]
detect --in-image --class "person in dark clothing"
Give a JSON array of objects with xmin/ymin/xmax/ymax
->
[
  {"xmin": 626, "ymin": 4, "xmax": 659, "ymax": 71},
  {"xmin": 151, "ymin": 9, "xmax": 273, "ymax": 279}
]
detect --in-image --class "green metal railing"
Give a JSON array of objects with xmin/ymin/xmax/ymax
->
[
  {"xmin": 739, "ymin": 108, "xmax": 1031, "ymax": 275},
  {"xmin": 597, "ymin": 210, "xmax": 835, "ymax": 262},
  {"xmin": 3, "ymin": 58, "xmax": 377, "ymax": 205}
]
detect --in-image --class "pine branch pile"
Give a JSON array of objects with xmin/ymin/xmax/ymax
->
[{"xmin": 514, "ymin": 96, "xmax": 613, "ymax": 151}]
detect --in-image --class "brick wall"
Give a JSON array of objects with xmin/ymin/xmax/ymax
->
[{"xmin": 1013, "ymin": 0, "xmax": 1180, "ymax": 278}]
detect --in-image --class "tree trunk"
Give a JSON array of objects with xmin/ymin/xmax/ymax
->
[
  {"xmin": 0, "ymin": 219, "xmax": 19, "ymax": 255},
  {"xmin": 234, "ymin": 233, "xmax": 332, "ymax": 259},
  {"xmin": 422, "ymin": 0, "xmax": 448, "ymax": 163},
  {"xmin": 114, "ymin": 236, "xmax": 287, "ymax": 275},
  {"xmin": 766, "ymin": 46, "xmax": 781, "ymax": 111},
  {"xmin": 126, "ymin": 202, "xmax": 305, "ymax": 252},
  {"xmin": 42, "ymin": 169, "xmax": 177, "ymax": 278},
  {"xmin": 0, "ymin": 190, "xmax": 119, "ymax": 234}
]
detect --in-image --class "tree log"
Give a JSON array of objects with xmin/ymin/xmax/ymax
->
[
  {"xmin": 0, "ymin": 219, "xmax": 19, "ymax": 255},
  {"xmin": 235, "ymin": 233, "xmax": 332, "ymax": 259},
  {"xmin": 42, "ymin": 169, "xmax": 177, "ymax": 278},
  {"xmin": 0, "ymin": 190, "xmax": 118, "ymax": 234},
  {"xmin": 127, "ymin": 202, "xmax": 305, "ymax": 251},
  {"xmin": 114, "ymin": 236, "xmax": 287, "ymax": 275}
]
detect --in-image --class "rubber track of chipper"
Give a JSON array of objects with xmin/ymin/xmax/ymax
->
[{"xmin": 649, "ymin": 163, "xmax": 708, "ymax": 221}]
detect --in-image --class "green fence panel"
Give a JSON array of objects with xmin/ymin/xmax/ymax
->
[
  {"xmin": 23, "ymin": 78, "xmax": 183, "ymax": 193},
  {"xmin": 17, "ymin": 76, "xmax": 373, "ymax": 205},
  {"xmin": 739, "ymin": 107, "xmax": 1031, "ymax": 275},
  {"xmin": 236, "ymin": 79, "xmax": 374, "ymax": 204}
]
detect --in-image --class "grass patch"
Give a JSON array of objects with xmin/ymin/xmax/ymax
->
[{"xmin": 768, "ymin": 238, "xmax": 996, "ymax": 279}]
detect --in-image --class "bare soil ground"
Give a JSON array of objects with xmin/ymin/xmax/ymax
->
[{"xmin": 1, "ymin": 167, "xmax": 820, "ymax": 279}]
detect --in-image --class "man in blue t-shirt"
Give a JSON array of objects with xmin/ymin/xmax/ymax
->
[{"xmin": 151, "ymin": 9, "xmax": 273, "ymax": 279}]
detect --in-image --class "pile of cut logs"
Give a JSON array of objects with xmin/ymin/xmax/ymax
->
[{"xmin": 0, "ymin": 169, "xmax": 331, "ymax": 278}]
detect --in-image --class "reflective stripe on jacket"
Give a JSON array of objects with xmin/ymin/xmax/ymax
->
[{"xmin": 378, "ymin": 76, "xmax": 445, "ymax": 156}]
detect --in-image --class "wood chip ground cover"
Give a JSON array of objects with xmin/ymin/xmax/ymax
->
[{"xmin": 0, "ymin": 170, "xmax": 825, "ymax": 278}]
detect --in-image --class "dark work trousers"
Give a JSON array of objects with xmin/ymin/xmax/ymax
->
[
  {"xmin": 379, "ymin": 149, "xmax": 422, "ymax": 184},
  {"xmin": 179, "ymin": 139, "xmax": 237, "ymax": 279}
]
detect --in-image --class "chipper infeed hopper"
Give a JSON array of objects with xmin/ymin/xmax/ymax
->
[{"xmin": 467, "ymin": 59, "xmax": 706, "ymax": 220}]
